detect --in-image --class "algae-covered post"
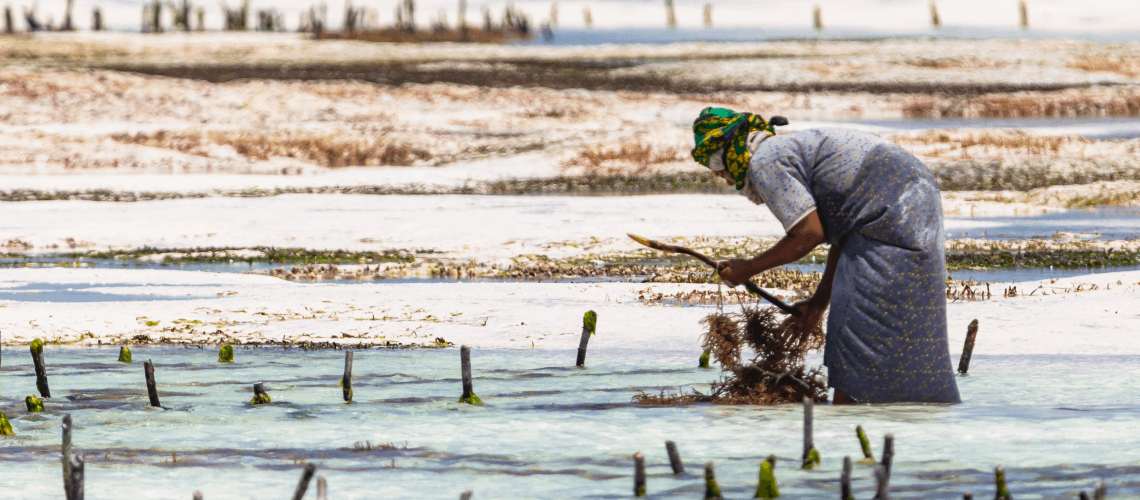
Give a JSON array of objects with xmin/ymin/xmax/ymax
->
[
  {"xmin": 27, "ymin": 395, "xmax": 45, "ymax": 412},
  {"xmin": 755, "ymin": 454, "xmax": 779, "ymax": 499},
  {"xmin": 118, "ymin": 347, "xmax": 132, "ymax": 363},
  {"xmin": 857, "ymin": 425, "xmax": 875, "ymax": 462},
  {"xmin": 251, "ymin": 383, "xmax": 271, "ymax": 404},
  {"xmin": 62, "ymin": 414, "xmax": 73, "ymax": 499},
  {"xmin": 699, "ymin": 349, "xmax": 711, "ymax": 368},
  {"xmin": 704, "ymin": 461, "xmax": 723, "ymax": 499},
  {"xmin": 0, "ymin": 412, "xmax": 14, "ymax": 436},
  {"xmin": 874, "ymin": 465, "xmax": 890, "ymax": 500},
  {"xmin": 958, "ymin": 319, "xmax": 979, "ymax": 376},
  {"xmin": 219, "ymin": 344, "xmax": 234, "ymax": 363},
  {"xmin": 458, "ymin": 346, "xmax": 482, "ymax": 404},
  {"xmin": 292, "ymin": 463, "xmax": 317, "ymax": 500},
  {"xmin": 317, "ymin": 475, "xmax": 327, "ymax": 500},
  {"xmin": 460, "ymin": 489, "xmax": 473, "ymax": 500},
  {"xmin": 576, "ymin": 310, "xmax": 597, "ymax": 367},
  {"xmin": 633, "ymin": 452, "xmax": 647, "ymax": 497},
  {"xmin": 665, "ymin": 440, "xmax": 684, "ymax": 475},
  {"xmin": 30, "ymin": 338, "xmax": 51, "ymax": 398},
  {"xmin": 881, "ymin": 434, "xmax": 894, "ymax": 480},
  {"xmin": 144, "ymin": 360, "xmax": 161, "ymax": 407},
  {"xmin": 994, "ymin": 466, "xmax": 1011, "ymax": 500},
  {"xmin": 802, "ymin": 396, "xmax": 820, "ymax": 469},
  {"xmin": 342, "ymin": 350, "xmax": 354, "ymax": 402},
  {"xmin": 841, "ymin": 456, "xmax": 853, "ymax": 500}
]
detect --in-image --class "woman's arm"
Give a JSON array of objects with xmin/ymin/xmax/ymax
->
[{"xmin": 716, "ymin": 210, "xmax": 826, "ymax": 287}]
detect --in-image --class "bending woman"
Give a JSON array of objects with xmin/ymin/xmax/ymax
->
[{"xmin": 692, "ymin": 107, "xmax": 960, "ymax": 404}]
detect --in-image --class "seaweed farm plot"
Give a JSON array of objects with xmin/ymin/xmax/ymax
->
[{"xmin": 2, "ymin": 346, "xmax": 1140, "ymax": 499}]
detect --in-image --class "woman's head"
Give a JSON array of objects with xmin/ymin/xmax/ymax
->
[{"xmin": 690, "ymin": 107, "xmax": 784, "ymax": 190}]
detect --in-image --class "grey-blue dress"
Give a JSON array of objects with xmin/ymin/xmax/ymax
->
[{"xmin": 748, "ymin": 128, "xmax": 960, "ymax": 404}]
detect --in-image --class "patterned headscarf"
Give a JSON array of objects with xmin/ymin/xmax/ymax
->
[{"xmin": 690, "ymin": 107, "xmax": 776, "ymax": 190}]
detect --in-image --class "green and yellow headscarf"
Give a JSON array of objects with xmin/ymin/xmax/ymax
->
[{"xmin": 690, "ymin": 107, "xmax": 777, "ymax": 190}]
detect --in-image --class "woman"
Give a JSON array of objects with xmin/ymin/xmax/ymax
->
[{"xmin": 692, "ymin": 107, "xmax": 960, "ymax": 404}]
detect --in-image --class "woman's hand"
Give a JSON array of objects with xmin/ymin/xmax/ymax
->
[
  {"xmin": 789, "ymin": 298, "xmax": 828, "ymax": 332},
  {"xmin": 715, "ymin": 258, "xmax": 755, "ymax": 287}
]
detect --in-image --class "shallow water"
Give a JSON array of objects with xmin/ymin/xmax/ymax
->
[
  {"xmin": 1, "ymin": 346, "xmax": 1138, "ymax": 499},
  {"xmin": 536, "ymin": 27, "xmax": 1140, "ymax": 46},
  {"xmin": 946, "ymin": 206, "xmax": 1140, "ymax": 241}
]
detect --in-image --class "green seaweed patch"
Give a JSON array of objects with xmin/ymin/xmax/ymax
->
[
  {"xmin": 250, "ymin": 393, "xmax": 272, "ymax": 405},
  {"xmin": 339, "ymin": 377, "xmax": 353, "ymax": 400},
  {"xmin": 118, "ymin": 346, "xmax": 132, "ymax": 363},
  {"xmin": 25, "ymin": 395, "xmax": 44, "ymax": 412},
  {"xmin": 704, "ymin": 464, "xmax": 723, "ymax": 499},
  {"xmin": 583, "ymin": 310, "xmax": 597, "ymax": 335},
  {"xmin": 801, "ymin": 447, "xmax": 820, "ymax": 470},
  {"xmin": 947, "ymin": 248, "xmax": 1140, "ymax": 270},
  {"xmin": 995, "ymin": 466, "xmax": 1012, "ymax": 500},
  {"xmin": 0, "ymin": 412, "xmax": 13, "ymax": 436},
  {"xmin": 458, "ymin": 392, "xmax": 483, "ymax": 405},
  {"xmin": 30, "ymin": 338, "xmax": 44, "ymax": 356},
  {"xmin": 755, "ymin": 455, "xmax": 780, "ymax": 499},
  {"xmin": 218, "ymin": 344, "xmax": 234, "ymax": 363},
  {"xmin": 145, "ymin": 321, "xmax": 160, "ymax": 327}
]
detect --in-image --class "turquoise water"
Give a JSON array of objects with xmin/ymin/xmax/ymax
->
[{"xmin": 1, "ymin": 346, "xmax": 1137, "ymax": 499}]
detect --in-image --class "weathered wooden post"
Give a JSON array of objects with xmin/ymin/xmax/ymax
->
[
  {"xmin": 857, "ymin": 425, "xmax": 875, "ymax": 462},
  {"xmin": 874, "ymin": 464, "xmax": 889, "ymax": 500},
  {"xmin": 958, "ymin": 319, "xmax": 979, "ymax": 375},
  {"xmin": 881, "ymin": 434, "xmax": 894, "ymax": 480},
  {"xmin": 251, "ymin": 383, "xmax": 271, "ymax": 404},
  {"xmin": 582, "ymin": 6, "xmax": 592, "ymax": 28},
  {"xmin": 802, "ymin": 396, "xmax": 820, "ymax": 469},
  {"xmin": 704, "ymin": 461, "xmax": 722, "ymax": 499},
  {"xmin": 292, "ymin": 463, "xmax": 316, "ymax": 500},
  {"xmin": 460, "ymin": 489, "xmax": 473, "ymax": 500},
  {"xmin": 576, "ymin": 311, "xmax": 597, "ymax": 367},
  {"xmin": 1094, "ymin": 482, "xmax": 1106, "ymax": 500},
  {"xmin": 118, "ymin": 347, "xmax": 132, "ymax": 363},
  {"xmin": 633, "ymin": 452, "xmax": 647, "ymax": 497},
  {"xmin": 342, "ymin": 350, "xmax": 354, "ymax": 402},
  {"xmin": 665, "ymin": 440, "xmax": 684, "ymax": 474},
  {"xmin": 459, "ymin": 346, "xmax": 482, "ymax": 404},
  {"xmin": 755, "ymin": 454, "xmax": 779, "ymax": 498},
  {"xmin": 317, "ymin": 475, "xmax": 327, "ymax": 500},
  {"xmin": 702, "ymin": 3, "xmax": 711, "ymax": 28},
  {"xmin": 193, "ymin": 492, "xmax": 203, "ymax": 500},
  {"xmin": 1078, "ymin": 493, "xmax": 1088, "ymax": 500},
  {"xmin": 964, "ymin": 493, "xmax": 973, "ymax": 500},
  {"xmin": 663, "ymin": 0, "xmax": 675, "ymax": 29},
  {"xmin": 994, "ymin": 466, "xmax": 1011, "ymax": 500},
  {"xmin": 929, "ymin": 1, "xmax": 940, "ymax": 28},
  {"xmin": 62, "ymin": 414, "xmax": 73, "ymax": 499},
  {"xmin": 4, "ymin": 6, "xmax": 13, "ymax": 34},
  {"xmin": 144, "ymin": 360, "xmax": 161, "ymax": 407},
  {"xmin": 68, "ymin": 453, "xmax": 84, "ymax": 500},
  {"xmin": 812, "ymin": 4, "xmax": 822, "ymax": 31},
  {"xmin": 1018, "ymin": 0, "xmax": 1028, "ymax": 29},
  {"xmin": 841, "ymin": 456, "xmax": 853, "ymax": 500},
  {"xmin": 30, "ymin": 338, "xmax": 51, "ymax": 398}
]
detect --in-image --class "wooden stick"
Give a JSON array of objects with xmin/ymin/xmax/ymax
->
[
  {"xmin": 31, "ymin": 338, "xmax": 51, "ymax": 398},
  {"xmin": 699, "ymin": 350, "xmax": 711, "ymax": 369},
  {"xmin": 62, "ymin": 414, "xmax": 73, "ymax": 500},
  {"xmin": 251, "ymin": 383, "xmax": 271, "ymax": 404},
  {"xmin": 873, "ymin": 464, "xmax": 889, "ymax": 500},
  {"xmin": 841, "ymin": 456, "xmax": 852, "ymax": 500},
  {"xmin": 802, "ymin": 396, "xmax": 819, "ymax": 469},
  {"xmin": 626, "ymin": 233, "xmax": 799, "ymax": 316},
  {"xmin": 292, "ymin": 463, "xmax": 316, "ymax": 500},
  {"xmin": 193, "ymin": 492, "xmax": 203, "ymax": 500},
  {"xmin": 633, "ymin": 452, "xmax": 646, "ymax": 497},
  {"xmin": 994, "ymin": 466, "xmax": 1011, "ymax": 500},
  {"xmin": 144, "ymin": 360, "xmax": 161, "ymax": 407},
  {"xmin": 704, "ymin": 461, "xmax": 723, "ymax": 499},
  {"xmin": 958, "ymin": 319, "xmax": 979, "ymax": 375},
  {"xmin": 1094, "ymin": 481, "xmax": 1106, "ymax": 500},
  {"xmin": 665, "ymin": 440, "xmax": 684, "ymax": 475},
  {"xmin": 576, "ymin": 311, "xmax": 596, "ymax": 367},
  {"xmin": 857, "ymin": 425, "xmax": 875, "ymax": 462},
  {"xmin": 317, "ymin": 475, "xmax": 327, "ymax": 500},
  {"xmin": 1078, "ymin": 492, "xmax": 1088, "ymax": 500},
  {"xmin": 342, "ymin": 350, "xmax": 354, "ymax": 402},
  {"xmin": 458, "ymin": 346, "xmax": 482, "ymax": 404},
  {"xmin": 459, "ymin": 489, "xmax": 473, "ymax": 500},
  {"xmin": 963, "ymin": 493, "xmax": 973, "ymax": 500},
  {"xmin": 68, "ymin": 452, "xmax": 84, "ymax": 500}
]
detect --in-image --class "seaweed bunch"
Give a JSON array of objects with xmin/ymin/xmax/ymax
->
[{"xmin": 636, "ymin": 302, "xmax": 826, "ymax": 406}]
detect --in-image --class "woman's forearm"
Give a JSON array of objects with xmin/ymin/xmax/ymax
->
[{"xmin": 739, "ymin": 210, "xmax": 826, "ymax": 277}]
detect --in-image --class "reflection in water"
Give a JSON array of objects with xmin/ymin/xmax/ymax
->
[{"xmin": 0, "ymin": 347, "xmax": 1137, "ymax": 499}]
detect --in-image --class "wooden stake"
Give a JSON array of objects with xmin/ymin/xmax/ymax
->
[
  {"xmin": 144, "ymin": 360, "xmax": 161, "ymax": 407},
  {"xmin": 62, "ymin": 414, "xmax": 73, "ymax": 499},
  {"xmin": 67, "ymin": 452, "xmax": 84, "ymax": 500},
  {"xmin": 251, "ymin": 383, "xmax": 271, "ymax": 404},
  {"xmin": 841, "ymin": 456, "xmax": 852, "ymax": 500},
  {"xmin": 1094, "ymin": 481, "xmax": 1106, "ymax": 500},
  {"xmin": 881, "ymin": 434, "xmax": 894, "ymax": 480},
  {"xmin": 958, "ymin": 319, "xmax": 979, "ymax": 375},
  {"xmin": 964, "ymin": 493, "xmax": 973, "ymax": 500},
  {"xmin": 873, "ymin": 464, "xmax": 889, "ymax": 500},
  {"xmin": 342, "ymin": 350, "xmax": 354, "ymax": 402},
  {"xmin": 1078, "ymin": 493, "xmax": 1089, "ymax": 500},
  {"xmin": 633, "ymin": 452, "xmax": 646, "ymax": 497},
  {"xmin": 292, "ymin": 463, "xmax": 316, "ymax": 500},
  {"xmin": 30, "ymin": 338, "xmax": 51, "ymax": 398},
  {"xmin": 857, "ymin": 425, "xmax": 875, "ymax": 462},
  {"xmin": 576, "ymin": 311, "xmax": 596, "ymax": 367},
  {"xmin": 118, "ymin": 346, "xmax": 132, "ymax": 363},
  {"xmin": 699, "ymin": 350, "xmax": 711, "ymax": 369},
  {"xmin": 663, "ymin": 0, "xmax": 675, "ymax": 30},
  {"xmin": 994, "ymin": 466, "xmax": 1011, "ymax": 500},
  {"xmin": 702, "ymin": 3, "xmax": 711, "ymax": 28},
  {"xmin": 317, "ymin": 475, "xmax": 327, "ymax": 500},
  {"xmin": 1018, "ymin": 0, "xmax": 1028, "ymax": 29},
  {"xmin": 812, "ymin": 4, "xmax": 822, "ymax": 31},
  {"xmin": 460, "ymin": 489, "xmax": 473, "ymax": 500},
  {"xmin": 755, "ymin": 455, "xmax": 779, "ymax": 499},
  {"xmin": 193, "ymin": 492, "xmax": 203, "ymax": 500},
  {"xmin": 802, "ymin": 396, "xmax": 820, "ymax": 469},
  {"xmin": 704, "ymin": 461, "xmax": 722, "ymax": 499},
  {"xmin": 929, "ymin": 1, "xmax": 941, "ymax": 28},
  {"xmin": 458, "ymin": 346, "xmax": 482, "ymax": 404},
  {"xmin": 665, "ymin": 440, "xmax": 684, "ymax": 475}
]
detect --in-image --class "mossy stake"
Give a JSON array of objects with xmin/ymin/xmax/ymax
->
[
  {"xmin": 994, "ymin": 466, "xmax": 1011, "ymax": 500},
  {"xmin": 26, "ymin": 395, "xmax": 44, "ymax": 412},
  {"xmin": 218, "ymin": 344, "xmax": 234, "ymax": 363},
  {"xmin": 458, "ymin": 345, "xmax": 483, "ymax": 404},
  {"xmin": 576, "ymin": 310, "xmax": 597, "ymax": 367},
  {"xmin": 802, "ymin": 447, "xmax": 820, "ymax": 470},
  {"xmin": 0, "ymin": 411, "xmax": 13, "ymax": 435},
  {"xmin": 755, "ymin": 454, "xmax": 780, "ymax": 498},
  {"xmin": 857, "ymin": 425, "xmax": 875, "ymax": 463},
  {"xmin": 118, "ymin": 346, "xmax": 132, "ymax": 363},
  {"xmin": 704, "ymin": 461, "xmax": 723, "ymax": 499},
  {"xmin": 699, "ymin": 350, "xmax": 711, "ymax": 368},
  {"xmin": 250, "ymin": 382, "xmax": 271, "ymax": 405}
]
